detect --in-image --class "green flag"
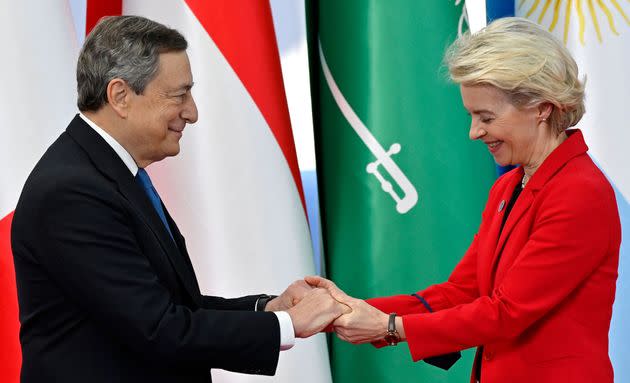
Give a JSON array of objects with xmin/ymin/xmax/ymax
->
[{"xmin": 307, "ymin": 1, "xmax": 497, "ymax": 382}]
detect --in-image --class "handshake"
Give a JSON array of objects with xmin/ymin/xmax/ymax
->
[{"xmin": 265, "ymin": 276, "xmax": 404, "ymax": 345}]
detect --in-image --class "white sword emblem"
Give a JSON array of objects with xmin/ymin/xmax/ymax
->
[{"xmin": 318, "ymin": 40, "xmax": 419, "ymax": 214}]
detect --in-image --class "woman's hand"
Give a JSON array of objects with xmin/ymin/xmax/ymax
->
[{"xmin": 305, "ymin": 276, "xmax": 402, "ymax": 344}]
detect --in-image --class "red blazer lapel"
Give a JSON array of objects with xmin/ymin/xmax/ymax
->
[
  {"xmin": 491, "ymin": 187, "xmax": 534, "ymax": 283},
  {"xmin": 475, "ymin": 169, "xmax": 520, "ymax": 295},
  {"xmin": 475, "ymin": 170, "xmax": 519, "ymax": 292},
  {"xmin": 486, "ymin": 129, "xmax": 588, "ymax": 289}
]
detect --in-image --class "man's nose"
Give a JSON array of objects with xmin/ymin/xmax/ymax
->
[{"xmin": 183, "ymin": 94, "xmax": 198, "ymax": 124}]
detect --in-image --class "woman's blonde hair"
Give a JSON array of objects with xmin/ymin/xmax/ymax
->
[{"xmin": 445, "ymin": 17, "xmax": 585, "ymax": 134}]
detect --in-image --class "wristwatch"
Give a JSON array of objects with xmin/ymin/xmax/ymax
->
[
  {"xmin": 384, "ymin": 312, "xmax": 401, "ymax": 346},
  {"xmin": 255, "ymin": 294, "xmax": 278, "ymax": 311}
]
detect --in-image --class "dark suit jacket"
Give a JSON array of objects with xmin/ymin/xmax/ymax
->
[
  {"xmin": 368, "ymin": 130, "xmax": 621, "ymax": 383},
  {"xmin": 11, "ymin": 115, "xmax": 281, "ymax": 382}
]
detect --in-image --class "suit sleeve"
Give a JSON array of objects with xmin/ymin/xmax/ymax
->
[
  {"xmin": 33, "ymin": 173, "xmax": 280, "ymax": 375},
  {"xmin": 200, "ymin": 295, "xmax": 261, "ymax": 311},
  {"xmin": 401, "ymin": 179, "xmax": 619, "ymax": 361}
]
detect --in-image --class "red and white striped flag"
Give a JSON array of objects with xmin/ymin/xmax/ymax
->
[
  {"xmin": 0, "ymin": 212, "xmax": 19, "ymax": 383},
  {"xmin": 0, "ymin": 3, "xmax": 80, "ymax": 382},
  {"xmin": 120, "ymin": 1, "xmax": 332, "ymax": 382},
  {"xmin": 2, "ymin": 1, "xmax": 329, "ymax": 381}
]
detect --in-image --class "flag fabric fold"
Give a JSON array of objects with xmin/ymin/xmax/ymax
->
[
  {"xmin": 2, "ymin": 1, "xmax": 331, "ymax": 381},
  {"xmin": 120, "ymin": 1, "xmax": 331, "ymax": 382},
  {"xmin": 0, "ymin": 213, "xmax": 19, "ymax": 383},
  {"xmin": 1, "ymin": 3, "xmax": 80, "ymax": 382},
  {"xmin": 308, "ymin": 1, "xmax": 497, "ymax": 382}
]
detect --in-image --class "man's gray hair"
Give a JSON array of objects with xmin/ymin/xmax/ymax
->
[{"xmin": 77, "ymin": 15, "xmax": 187, "ymax": 111}]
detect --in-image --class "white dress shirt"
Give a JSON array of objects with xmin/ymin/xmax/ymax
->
[{"xmin": 78, "ymin": 113, "xmax": 295, "ymax": 350}]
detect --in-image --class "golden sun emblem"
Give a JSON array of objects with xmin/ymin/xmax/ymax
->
[{"xmin": 519, "ymin": 0, "xmax": 630, "ymax": 44}]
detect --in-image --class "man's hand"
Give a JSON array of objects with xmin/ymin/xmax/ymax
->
[
  {"xmin": 265, "ymin": 280, "xmax": 314, "ymax": 312},
  {"xmin": 287, "ymin": 288, "xmax": 351, "ymax": 338},
  {"xmin": 305, "ymin": 276, "xmax": 403, "ymax": 344}
]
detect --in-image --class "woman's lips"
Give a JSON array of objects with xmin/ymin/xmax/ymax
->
[{"xmin": 486, "ymin": 140, "xmax": 502, "ymax": 154}]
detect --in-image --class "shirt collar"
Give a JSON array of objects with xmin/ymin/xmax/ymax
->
[{"xmin": 79, "ymin": 113, "xmax": 139, "ymax": 176}]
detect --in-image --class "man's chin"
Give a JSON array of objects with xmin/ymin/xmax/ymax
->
[{"xmin": 160, "ymin": 144, "xmax": 181, "ymax": 159}]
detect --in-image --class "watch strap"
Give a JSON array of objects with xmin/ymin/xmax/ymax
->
[
  {"xmin": 255, "ymin": 294, "xmax": 277, "ymax": 311},
  {"xmin": 385, "ymin": 312, "xmax": 400, "ymax": 346}
]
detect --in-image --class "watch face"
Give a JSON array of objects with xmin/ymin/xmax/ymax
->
[{"xmin": 384, "ymin": 332, "xmax": 399, "ymax": 346}]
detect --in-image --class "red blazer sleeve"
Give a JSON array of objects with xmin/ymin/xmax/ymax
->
[
  {"xmin": 366, "ymin": 179, "xmax": 503, "ymax": 316},
  {"xmin": 401, "ymin": 178, "xmax": 619, "ymax": 361},
  {"xmin": 367, "ymin": 233, "xmax": 480, "ymax": 315}
]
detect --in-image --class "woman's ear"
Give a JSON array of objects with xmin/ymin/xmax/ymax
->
[{"xmin": 537, "ymin": 102, "xmax": 553, "ymax": 123}]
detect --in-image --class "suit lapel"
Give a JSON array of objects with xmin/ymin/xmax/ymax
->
[
  {"xmin": 66, "ymin": 115, "xmax": 202, "ymax": 305},
  {"xmin": 116, "ymin": 174, "xmax": 203, "ymax": 306},
  {"xmin": 163, "ymin": 207, "xmax": 202, "ymax": 295}
]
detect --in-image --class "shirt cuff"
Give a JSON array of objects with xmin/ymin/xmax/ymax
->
[{"xmin": 273, "ymin": 311, "xmax": 295, "ymax": 351}]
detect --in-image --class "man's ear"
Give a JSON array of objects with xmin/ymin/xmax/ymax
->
[{"xmin": 107, "ymin": 78, "xmax": 131, "ymax": 118}]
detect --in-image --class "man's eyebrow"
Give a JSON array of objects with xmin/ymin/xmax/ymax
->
[{"xmin": 174, "ymin": 82, "xmax": 194, "ymax": 92}]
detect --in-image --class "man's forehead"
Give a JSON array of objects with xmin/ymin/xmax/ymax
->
[
  {"xmin": 152, "ymin": 51, "xmax": 193, "ymax": 88},
  {"xmin": 156, "ymin": 50, "xmax": 190, "ymax": 68}
]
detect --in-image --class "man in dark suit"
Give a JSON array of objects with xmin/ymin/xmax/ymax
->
[{"xmin": 10, "ymin": 15, "xmax": 345, "ymax": 383}]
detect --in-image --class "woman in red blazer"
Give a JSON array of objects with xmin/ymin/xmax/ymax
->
[{"xmin": 307, "ymin": 17, "xmax": 621, "ymax": 383}]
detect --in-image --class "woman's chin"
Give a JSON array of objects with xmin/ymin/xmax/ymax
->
[{"xmin": 493, "ymin": 157, "xmax": 512, "ymax": 167}]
